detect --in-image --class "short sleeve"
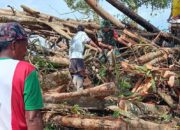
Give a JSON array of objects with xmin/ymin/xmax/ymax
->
[
  {"xmin": 82, "ymin": 32, "xmax": 91, "ymax": 43},
  {"xmin": 24, "ymin": 70, "xmax": 43, "ymax": 110}
]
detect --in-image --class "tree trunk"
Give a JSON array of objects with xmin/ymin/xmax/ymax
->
[
  {"xmin": 46, "ymin": 56, "xmax": 69, "ymax": 66},
  {"xmin": 43, "ymin": 82, "xmax": 116, "ymax": 103},
  {"xmin": 106, "ymin": 0, "xmax": 160, "ymax": 32},
  {"xmin": 43, "ymin": 113, "xmax": 127, "ymax": 129},
  {"xmin": 157, "ymin": 89, "xmax": 177, "ymax": 109},
  {"xmin": 85, "ymin": 0, "xmax": 125, "ymax": 29}
]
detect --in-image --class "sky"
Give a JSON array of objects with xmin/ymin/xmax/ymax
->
[{"xmin": 0, "ymin": 0, "xmax": 171, "ymax": 31}]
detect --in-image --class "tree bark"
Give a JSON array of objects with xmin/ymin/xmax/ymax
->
[
  {"xmin": 106, "ymin": 0, "xmax": 160, "ymax": 32},
  {"xmin": 157, "ymin": 89, "xmax": 177, "ymax": 109},
  {"xmin": 43, "ymin": 113, "xmax": 127, "ymax": 129},
  {"xmin": 46, "ymin": 56, "xmax": 69, "ymax": 66},
  {"xmin": 85, "ymin": 0, "xmax": 125, "ymax": 29},
  {"xmin": 43, "ymin": 82, "xmax": 116, "ymax": 103}
]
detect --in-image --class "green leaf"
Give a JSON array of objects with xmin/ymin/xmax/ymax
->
[{"xmin": 112, "ymin": 110, "xmax": 121, "ymax": 118}]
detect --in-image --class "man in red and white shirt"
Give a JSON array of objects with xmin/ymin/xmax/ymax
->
[{"xmin": 0, "ymin": 22, "xmax": 43, "ymax": 130}]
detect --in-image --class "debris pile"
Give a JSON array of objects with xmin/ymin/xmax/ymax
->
[{"xmin": 0, "ymin": 3, "xmax": 179, "ymax": 130}]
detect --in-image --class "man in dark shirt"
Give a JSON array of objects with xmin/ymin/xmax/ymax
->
[{"xmin": 97, "ymin": 20, "xmax": 123, "ymax": 64}]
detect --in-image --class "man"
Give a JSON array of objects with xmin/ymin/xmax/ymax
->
[
  {"xmin": 97, "ymin": 20, "xmax": 123, "ymax": 64},
  {"xmin": 0, "ymin": 22, "xmax": 43, "ymax": 130},
  {"xmin": 97, "ymin": 20, "xmax": 119, "ymax": 50},
  {"xmin": 69, "ymin": 25, "xmax": 101, "ymax": 91}
]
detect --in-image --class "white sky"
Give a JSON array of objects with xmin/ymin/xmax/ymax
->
[{"xmin": 0, "ymin": 0, "xmax": 171, "ymax": 31}]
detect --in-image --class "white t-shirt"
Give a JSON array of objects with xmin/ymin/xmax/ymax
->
[{"xmin": 69, "ymin": 31, "xmax": 91, "ymax": 59}]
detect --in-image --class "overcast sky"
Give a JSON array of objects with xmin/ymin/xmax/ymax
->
[{"xmin": 0, "ymin": 0, "xmax": 171, "ymax": 31}]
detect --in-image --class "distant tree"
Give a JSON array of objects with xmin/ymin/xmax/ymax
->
[
  {"xmin": 64, "ymin": 0, "xmax": 100, "ymax": 22},
  {"xmin": 120, "ymin": 0, "xmax": 171, "ymax": 10}
]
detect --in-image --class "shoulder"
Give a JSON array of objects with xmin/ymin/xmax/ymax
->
[
  {"xmin": 16, "ymin": 61, "xmax": 36, "ymax": 74},
  {"xmin": 12, "ymin": 60, "xmax": 37, "ymax": 82},
  {"xmin": 79, "ymin": 31, "xmax": 88, "ymax": 36}
]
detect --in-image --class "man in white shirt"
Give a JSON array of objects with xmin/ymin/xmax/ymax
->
[{"xmin": 69, "ymin": 25, "xmax": 101, "ymax": 91}]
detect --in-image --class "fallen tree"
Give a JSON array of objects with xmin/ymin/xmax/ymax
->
[
  {"xmin": 106, "ymin": 0, "xmax": 160, "ymax": 32},
  {"xmin": 44, "ymin": 82, "xmax": 116, "ymax": 103}
]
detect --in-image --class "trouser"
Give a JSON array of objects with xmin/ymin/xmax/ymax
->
[
  {"xmin": 72, "ymin": 74, "xmax": 84, "ymax": 91},
  {"xmin": 69, "ymin": 59, "xmax": 85, "ymax": 91}
]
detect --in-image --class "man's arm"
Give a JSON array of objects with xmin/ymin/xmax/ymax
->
[
  {"xmin": 98, "ymin": 41, "xmax": 113, "ymax": 50},
  {"xmin": 24, "ymin": 70, "xmax": 44, "ymax": 130},
  {"xmin": 25, "ymin": 110, "xmax": 43, "ymax": 130},
  {"xmin": 96, "ymin": 31, "xmax": 113, "ymax": 50},
  {"xmin": 89, "ymin": 40, "xmax": 102, "ymax": 52}
]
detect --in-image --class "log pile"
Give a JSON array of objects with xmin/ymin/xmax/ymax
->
[{"xmin": 0, "ymin": 4, "xmax": 180, "ymax": 130}]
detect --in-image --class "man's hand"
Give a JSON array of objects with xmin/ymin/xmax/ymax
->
[
  {"xmin": 97, "ymin": 47, "xmax": 102, "ymax": 53},
  {"xmin": 25, "ymin": 110, "xmax": 43, "ymax": 130},
  {"xmin": 108, "ymin": 45, "xmax": 114, "ymax": 50}
]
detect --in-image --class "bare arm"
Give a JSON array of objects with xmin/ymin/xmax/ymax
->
[
  {"xmin": 89, "ymin": 40, "xmax": 102, "ymax": 52},
  {"xmin": 25, "ymin": 110, "xmax": 43, "ymax": 130},
  {"xmin": 98, "ymin": 41, "xmax": 113, "ymax": 50}
]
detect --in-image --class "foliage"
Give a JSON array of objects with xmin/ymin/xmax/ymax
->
[
  {"xmin": 99, "ymin": 65, "xmax": 107, "ymax": 78},
  {"xmin": 64, "ymin": 0, "xmax": 100, "ymax": 21},
  {"xmin": 112, "ymin": 109, "xmax": 133, "ymax": 118},
  {"xmin": 44, "ymin": 123, "xmax": 56, "ymax": 130},
  {"xmin": 118, "ymin": 78, "xmax": 133, "ymax": 97},
  {"xmin": 71, "ymin": 104, "xmax": 81, "ymax": 114},
  {"xmin": 159, "ymin": 113, "xmax": 172, "ymax": 122},
  {"xmin": 71, "ymin": 104, "xmax": 87, "ymax": 115},
  {"xmin": 112, "ymin": 110, "xmax": 121, "ymax": 118},
  {"xmin": 31, "ymin": 56, "xmax": 63, "ymax": 72},
  {"xmin": 121, "ymin": 0, "xmax": 171, "ymax": 10}
]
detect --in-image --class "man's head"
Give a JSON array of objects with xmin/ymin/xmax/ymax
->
[
  {"xmin": 0, "ymin": 22, "xmax": 28, "ymax": 60},
  {"xmin": 100, "ymin": 20, "xmax": 112, "ymax": 32},
  {"xmin": 77, "ymin": 25, "xmax": 85, "ymax": 32}
]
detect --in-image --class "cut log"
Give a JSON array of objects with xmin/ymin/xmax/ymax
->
[
  {"xmin": 85, "ymin": 0, "xmax": 125, "ymax": 28},
  {"xmin": 138, "ymin": 50, "xmax": 165, "ymax": 64},
  {"xmin": 106, "ymin": 0, "xmax": 160, "ymax": 32},
  {"xmin": 106, "ymin": 105, "xmax": 137, "ymax": 119},
  {"xmin": 21, "ymin": 5, "xmax": 40, "ymax": 17},
  {"xmin": 43, "ymin": 113, "xmax": 127, "ymax": 129},
  {"xmin": 132, "ymin": 77, "xmax": 144, "ymax": 93},
  {"xmin": 48, "ymin": 96, "xmax": 107, "ymax": 109},
  {"xmin": 133, "ymin": 77, "xmax": 152, "ymax": 95},
  {"xmin": 46, "ymin": 56, "xmax": 69, "ymax": 66},
  {"xmin": 157, "ymin": 89, "xmax": 177, "ymax": 109},
  {"xmin": 118, "ymin": 100, "xmax": 170, "ymax": 116},
  {"xmin": 126, "ymin": 118, "xmax": 176, "ymax": 130},
  {"xmin": 152, "ymin": 32, "xmax": 162, "ymax": 43},
  {"xmin": 120, "ymin": 34, "xmax": 138, "ymax": 45},
  {"xmin": 47, "ymin": 85, "xmax": 67, "ymax": 93},
  {"xmin": 160, "ymin": 32, "xmax": 180, "ymax": 45},
  {"xmin": 41, "ymin": 70, "xmax": 71, "ymax": 89},
  {"xmin": 42, "ymin": 21, "xmax": 72, "ymax": 40},
  {"xmin": 147, "ymin": 54, "xmax": 168, "ymax": 65},
  {"xmin": 123, "ymin": 29, "xmax": 156, "ymax": 45},
  {"xmin": 138, "ymin": 47, "xmax": 180, "ymax": 65},
  {"xmin": 43, "ymin": 82, "xmax": 116, "ymax": 103},
  {"xmin": 120, "ymin": 61, "xmax": 150, "ymax": 76}
]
